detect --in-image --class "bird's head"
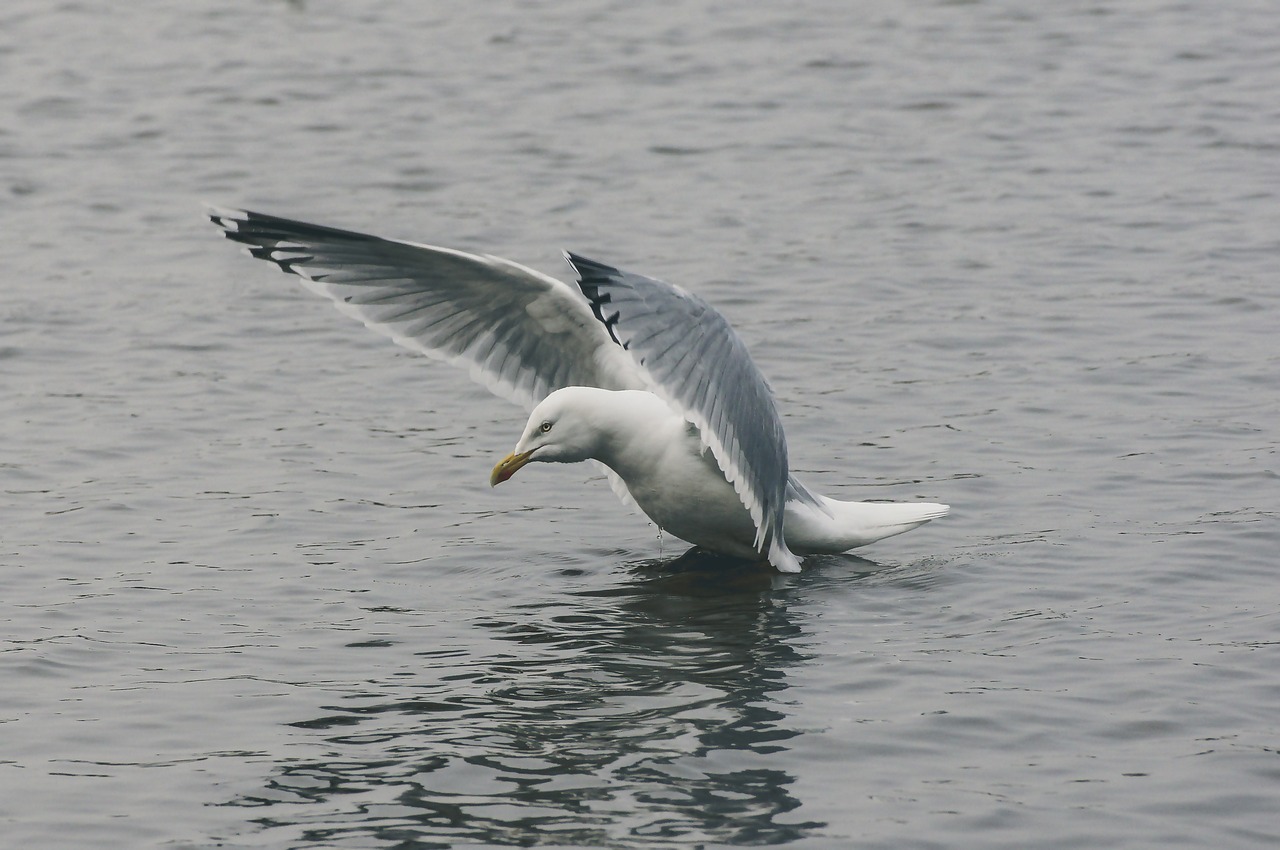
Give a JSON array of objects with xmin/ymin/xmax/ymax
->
[{"xmin": 490, "ymin": 387, "xmax": 605, "ymax": 486}]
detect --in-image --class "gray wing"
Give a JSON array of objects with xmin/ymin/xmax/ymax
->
[
  {"xmin": 210, "ymin": 208, "xmax": 641, "ymax": 409},
  {"xmin": 565, "ymin": 253, "xmax": 801, "ymax": 572}
]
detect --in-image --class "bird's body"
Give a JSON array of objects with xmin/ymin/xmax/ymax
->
[
  {"xmin": 574, "ymin": 389, "xmax": 763, "ymax": 558},
  {"xmin": 500, "ymin": 386, "xmax": 948, "ymax": 565},
  {"xmin": 211, "ymin": 207, "xmax": 948, "ymax": 572}
]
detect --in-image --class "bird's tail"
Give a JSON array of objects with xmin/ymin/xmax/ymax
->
[{"xmin": 786, "ymin": 497, "xmax": 950, "ymax": 554}]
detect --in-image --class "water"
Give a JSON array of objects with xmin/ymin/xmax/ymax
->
[{"xmin": 2, "ymin": 1, "xmax": 1278, "ymax": 847}]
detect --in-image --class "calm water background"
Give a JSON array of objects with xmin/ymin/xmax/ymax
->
[{"xmin": 2, "ymin": 1, "xmax": 1278, "ymax": 847}]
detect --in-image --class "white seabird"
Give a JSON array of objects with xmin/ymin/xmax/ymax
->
[{"xmin": 210, "ymin": 208, "xmax": 948, "ymax": 573}]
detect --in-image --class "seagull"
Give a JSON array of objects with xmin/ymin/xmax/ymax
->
[{"xmin": 210, "ymin": 208, "xmax": 948, "ymax": 572}]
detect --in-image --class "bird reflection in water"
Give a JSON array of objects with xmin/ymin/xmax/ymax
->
[{"xmin": 229, "ymin": 552, "xmax": 890, "ymax": 847}]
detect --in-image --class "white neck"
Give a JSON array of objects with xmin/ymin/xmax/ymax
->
[{"xmin": 580, "ymin": 390, "xmax": 690, "ymax": 482}]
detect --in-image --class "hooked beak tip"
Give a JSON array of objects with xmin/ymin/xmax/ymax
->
[{"xmin": 490, "ymin": 450, "xmax": 532, "ymax": 487}]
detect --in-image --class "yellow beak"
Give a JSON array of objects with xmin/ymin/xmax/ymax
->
[{"xmin": 490, "ymin": 449, "xmax": 534, "ymax": 486}]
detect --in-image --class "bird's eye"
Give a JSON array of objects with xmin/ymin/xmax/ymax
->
[{"xmin": 539, "ymin": 421, "xmax": 553, "ymax": 433}]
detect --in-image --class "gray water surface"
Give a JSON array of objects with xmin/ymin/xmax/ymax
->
[{"xmin": 2, "ymin": 1, "xmax": 1278, "ymax": 848}]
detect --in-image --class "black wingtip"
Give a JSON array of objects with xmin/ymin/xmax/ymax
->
[
  {"xmin": 206, "ymin": 206, "xmax": 385, "ymax": 246},
  {"xmin": 564, "ymin": 252, "xmax": 627, "ymax": 346},
  {"xmin": 563, "ymin": 251, "xmax": 620, "ymax": 279},
  {"xmin": 206, "ymin": 204, "xmax": 248, "ymax": 230}
]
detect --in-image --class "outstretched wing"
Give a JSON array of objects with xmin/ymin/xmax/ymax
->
[
  {"xmin": 565, "ymin": 253, "xmax": 800, "ymax": 573},
  {"xmin": 210, "ymin": 208, "xmax": 641, "ymax": 409}
]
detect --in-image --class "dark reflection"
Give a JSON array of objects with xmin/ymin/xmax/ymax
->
[{"xmin": 230, "ymin": 549, "xmax": 889, "ymax": 847}]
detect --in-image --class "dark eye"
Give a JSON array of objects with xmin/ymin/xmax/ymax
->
[{"xmin": 539, "ymin": 421, "xmax": 553, "ymax": 433}]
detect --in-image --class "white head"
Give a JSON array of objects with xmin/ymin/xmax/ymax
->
[{"xmin": 490, "ymin": 387, "xmax": 609, "ymax": 486}]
